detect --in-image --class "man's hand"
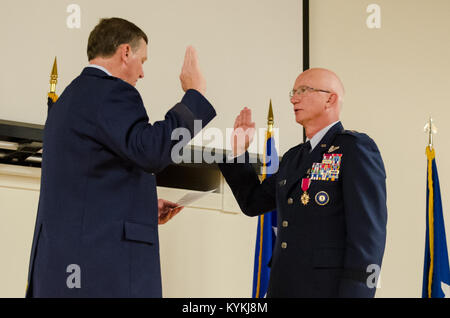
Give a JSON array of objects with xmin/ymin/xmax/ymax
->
[
  {"xmin": 180, "ymin": 46, "xmax": 206, "ymax": 95},
  {"xmin": 158, "ymin": 199, "xmax": 184, "ymax": 225},
  {"xmin": 231, "ymin": 107, "xmax": 256, "ymax": 157}
]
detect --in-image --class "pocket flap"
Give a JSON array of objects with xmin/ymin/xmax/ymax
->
[
  {"xmin": 313, "ymin": 248, "xmax": 344, "ymax": 268},
  {"xmin": 124, "ymin": 221, "xmax": 157, "ymax": 244}
]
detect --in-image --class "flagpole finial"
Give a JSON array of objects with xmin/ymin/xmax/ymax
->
[
  {"xmin": 48, "ymin": 57, "xmax": 58, "ymax": 102},
  {"xmin": 50, "ymin": 57, "xmax": 58, "ymax": 90},
  {"xmin": 424, "ymin": 116, "xmax": 437, "ymax": 150},
  {"xmin": 267, "ymin": 99, "xmax": 274, "ymax": 132}
]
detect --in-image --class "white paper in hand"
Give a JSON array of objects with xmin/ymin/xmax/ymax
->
[{"xmin": 176, "ymin": 189, "xmax": 216, "ymax": 207}]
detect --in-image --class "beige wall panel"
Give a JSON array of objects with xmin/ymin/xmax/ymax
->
[
  {"xmin": 0, "ymin": 0, "xmax": 302, "ymax": 154},
  {"xmin": 0, "ymin": 184, "xmax": 39, "ymax": 297},
  {"xmin": 159, "ymin": 207, "xmax": 256, "ymax": 297},
  {"xmin": 310, "ymin": 0, "xmax": 450, "ymax": 297}
]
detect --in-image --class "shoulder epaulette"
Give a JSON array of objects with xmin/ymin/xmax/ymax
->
[
  {"xmin": 340, "ymin": 129, "xmax": 360, "ymax": 135},
  {"xmin": 338, "ymin": 129, "xmax": 370, "ymax": 138},
  {"xmin": 338, "ymin": 129, "xmax": 375, "ymax": 146}
]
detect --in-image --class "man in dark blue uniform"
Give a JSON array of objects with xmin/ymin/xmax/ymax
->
[
  {"xmin": 219, "ymin": 68, "xmax": 387, "ymax": 297},
  {"xmin": 26, "ymin": 18, "xmax": 216, "ymax": 297}
]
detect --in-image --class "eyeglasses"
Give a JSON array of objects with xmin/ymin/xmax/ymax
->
[{"xmin": 289, "ymin": 86, "xmax": 331, "ymax": 98}]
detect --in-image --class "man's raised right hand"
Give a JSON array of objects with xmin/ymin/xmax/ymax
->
[{"xmin": 180, "ymin": 46, "xmax": 206, "ymax": 95}]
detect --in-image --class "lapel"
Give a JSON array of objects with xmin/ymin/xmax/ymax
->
[{"xmin": 285, "ymin": 121, "xmax": 344, "ymax": 195}]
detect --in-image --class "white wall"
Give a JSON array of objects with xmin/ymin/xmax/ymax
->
[
  {"xmin": 0, "ymin": 165, "xmax": 40, "ymax": 297},
  {"xmin": 0, "ymin": 0, "xmax": 303, "ymax": 154},
  {"xmin": 2, "ymin": 0, "xmax": 450, "ymax": 298},
  {"xmin": 310, "ymin": 0, "xmax": 450, "ymax": 297}
]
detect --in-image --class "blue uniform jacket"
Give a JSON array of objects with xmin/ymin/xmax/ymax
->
[
  {"xmin": 219, "ymin": 122, "xmax": 387, "ymax": 297},
  {"xmin": 26, "ymin": 67, "xmax": 216, "ymax": 297}
]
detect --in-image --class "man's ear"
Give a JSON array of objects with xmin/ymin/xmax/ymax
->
[
  {"xmin": 326, "ymin": 93, "xmax": 338, "ymax": 108},
  {"xmin": 119, "ymin": 44, "xmax": 132, "ymax": 63}
]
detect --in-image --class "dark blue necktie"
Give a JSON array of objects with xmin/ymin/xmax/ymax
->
[{"xmin": 298, "ymin": 140, "xmax": 311, "ymax": 166}]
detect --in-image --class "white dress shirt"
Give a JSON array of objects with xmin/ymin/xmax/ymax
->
[
  {"xmin": 306, "ymin": 121, "xmax": 340, "ymax": 152},
  {"xmin": 87, "ymin": 64, "xmax": 112, "ymax": 76}
]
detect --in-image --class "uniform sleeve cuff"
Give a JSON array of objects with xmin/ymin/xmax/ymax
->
[{"xmin": 181, "ymin": 89, "xmax": 216, "ymax": 122}]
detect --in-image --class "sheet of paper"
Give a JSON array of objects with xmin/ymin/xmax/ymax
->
[{"xmin": 176, "ymin": 189, "xmax": 216, "ymax": 207}]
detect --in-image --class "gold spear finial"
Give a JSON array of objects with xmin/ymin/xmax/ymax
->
[
  {"xmin": 48, "ymin": 57, "xmax": 58, "ymax": 102},
  {"xmin": 267, "ymin": 99, "xmax": 274, "ymax": 133},
  {"xmin": 424, "ymin": 116, "xmax": 437, "ymax": 150}
]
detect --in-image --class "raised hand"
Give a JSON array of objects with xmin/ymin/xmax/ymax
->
[
  {"xmin": 231, "ymin": 107, "xmax": 256, "ymax": 156},
  {"xmin": 179, "ymin": 46, "xmax": 206, "ymax": 95}
]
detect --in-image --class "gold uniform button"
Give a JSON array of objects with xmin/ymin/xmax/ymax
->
[
  {"xmin": 282, "ymin": 221, "xmax": 288, "ymax": 228},
  {"xmin": 287, "ymin": 198, "xmax": 293, "ymax": 205},
  {"xmin": 281, "ymin": 242, "xmax": 287, "ymax": 249}
]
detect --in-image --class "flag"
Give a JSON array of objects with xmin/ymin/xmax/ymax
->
[
  {"xmin": 252, "ymin": 131, "xmax": 279, "ymax": 298},
  {"xmin": 422, "ymin": 146, "xmax": 450, "ymax": 298}
]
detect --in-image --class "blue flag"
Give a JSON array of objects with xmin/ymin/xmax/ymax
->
[
  {"xmin": 252, "ymin": 133, "xmax": 278, "ymax": 298},
  {"xmin": 422, "ymin": 146, "xmax": 450, "ymax": 298}
]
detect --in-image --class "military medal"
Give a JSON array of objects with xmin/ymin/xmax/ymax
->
[
  {"xmin": 315, "ymin": 191, "xmax": 330, "ymax": 206},
  {"xmin": 310, "ymin": 153, "xmax": 343, "ymax": 181},
  {"xmin": 300, "ymin": 178, "xmax": 311, "ymax": 205}
]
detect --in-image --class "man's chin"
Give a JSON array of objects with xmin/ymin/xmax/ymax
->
[{"xmin": 295, "ymin": 113, "xmax": 305, "ymax": 125}]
